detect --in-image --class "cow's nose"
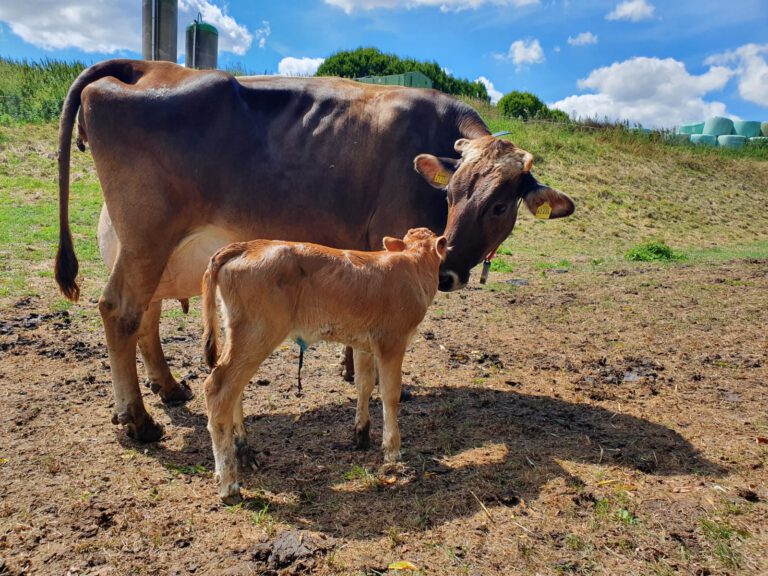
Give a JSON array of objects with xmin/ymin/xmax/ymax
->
[{"xmin": 438, "ymin": 271, "xmax": 463, "ymax": 292}]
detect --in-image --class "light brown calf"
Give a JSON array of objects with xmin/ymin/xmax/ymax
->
[{"xmin": 201, "ymin": 228, "xmax": 447, "ymax": 503}]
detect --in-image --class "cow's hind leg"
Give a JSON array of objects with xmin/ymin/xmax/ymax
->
[
  {"xmin": 353, "ymin": 350, "xmax": 376, "ymax": 449},
  {"xmin": 137, "ymin": 301, "xmax": 193, "ymax": 404},
  {"xmin": 100, "ymin": 252, "xmax": 170, "ymax": 442}
]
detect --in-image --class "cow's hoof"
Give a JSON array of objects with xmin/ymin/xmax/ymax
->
[
  {"xmin": 117, "ymin": 413, "xmax": 164, "ymax": 443},
  {"xmin": 159, "ymin": 381, "xmax": 194, "ymax": 405},
  {"xmin": 353, "ymin": 422, "xmax": 371, "ymax": 450}
]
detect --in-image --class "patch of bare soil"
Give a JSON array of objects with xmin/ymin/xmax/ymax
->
[{"xmin": 1, "ymin": 260, "xmax": 766, "ymax": 575}]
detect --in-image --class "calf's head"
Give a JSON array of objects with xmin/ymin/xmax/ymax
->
[
  {"xmin": 414, "ymin": 135, "xmax": 574, "ymax": 291},
  {"xmin": 382, "ymin": 227, "xmax": 448, "ymax": 262}
]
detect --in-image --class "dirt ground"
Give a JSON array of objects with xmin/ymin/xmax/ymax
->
[{"xmin": 1, "ymin": 259, "xmax": 766, "ymax": 575}]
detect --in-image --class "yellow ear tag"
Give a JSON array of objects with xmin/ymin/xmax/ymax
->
[
  {"xmin": 433, "ymin": 171, "xmax": 450, "ymax": 186},
  {"xmin": 535, "ymin": 202, "xmax": 552, "ymax": 219}
]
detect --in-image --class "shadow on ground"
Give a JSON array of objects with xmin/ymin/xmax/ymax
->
[{"xmin": 138, "ymin": 384, "xmax": 725, "ymax": 538}]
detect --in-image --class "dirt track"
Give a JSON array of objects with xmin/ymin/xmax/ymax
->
[{"xmin": 1, "ymin": 259, "xmax": 766, "ymax": 575}]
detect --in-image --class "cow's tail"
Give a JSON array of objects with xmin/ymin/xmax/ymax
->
[
  {"xmin": 55, "ymin": 60, "xmax": 144, "ymax": 301},
  {"xmin": 202, "ymin": 243, "xmax": 248, "ymax": 368}
]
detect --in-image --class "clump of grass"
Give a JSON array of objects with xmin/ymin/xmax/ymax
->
[
  {"xmin": 700, "ymin": 518, "xmax": 750, "ymax": 569},
  {"xmin": 625, "ymin": 240, "xmax": 685, "ymax": 262}
]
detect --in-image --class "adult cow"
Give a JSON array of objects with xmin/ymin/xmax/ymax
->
[{"xmin": 56, "ymin": 59, "xmax": 574, "ymax": 442}]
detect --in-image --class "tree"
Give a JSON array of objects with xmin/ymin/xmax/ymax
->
[
  {"xmin": 316, "ymin": 47, "xmax": 489, "ymax": 102},
  {"xmin": 497, "ymin": 90, "xmax": 570, "ymax": 122}
]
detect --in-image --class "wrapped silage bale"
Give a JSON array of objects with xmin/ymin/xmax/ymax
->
[
  {"xmin": 703, "ymin": 116, "xmax": 734, "ymax": 136},
  {"xmin": 718, "ymin": 135, "xmax": 746, "ymax": 149},
  {"xmin": 678, "ymin": 122, "xmax": 704, "ymax": 134},
  {"xmin": 733, "ymin": 121, "xmax": 762, "ymax": 138},
  {"xmin": 749, "ymin": 137, "xmax": 768, "ymax": 147},
  {"xmin": 690, "ymin": 134, "xmax": 717, "ymax": 146},
  {"xmin": 762, "ymin": 122, "xmax": 768, "ymax": 137}
]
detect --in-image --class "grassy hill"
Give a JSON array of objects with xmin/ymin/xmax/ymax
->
[{"xmin": 1, "ymin": 95, "xmax": 767, "ymax": 305}]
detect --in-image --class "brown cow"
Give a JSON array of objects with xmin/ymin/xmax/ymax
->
[
  {"xmin": 56, "ymin": 60, "xmax": 574, "ymax": 442},
  {"xmin": 201, "ymin": 228, "xmax": 447, "ymax": 503}
]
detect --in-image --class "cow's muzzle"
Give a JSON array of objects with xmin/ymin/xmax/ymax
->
[{"xmin": 438, "ymin": 270, "xmax": 466, "ymax": 292}]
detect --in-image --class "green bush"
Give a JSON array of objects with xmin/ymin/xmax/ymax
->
[
  {"xmin": 0, "ymin": 57, "xmax": 85, "ymax": 124},
  {"xmin": 625, "ymin": 240, "xmax": 685, "ymax": 262},
  {"xmin": 316, "ymin": 47, "xmax": 489, "ymax": 101},
  {"xmin": 497, "ymin": 90, "xmax": 570, "ymax": 122}
]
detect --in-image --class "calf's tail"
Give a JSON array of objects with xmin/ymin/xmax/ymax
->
[{"xmin": 202, "ymin": 243, "xmax": 248, "ymax": 368}]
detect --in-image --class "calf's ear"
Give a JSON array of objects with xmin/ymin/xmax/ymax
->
[
  {"xmin": 523, "ymin": 184, "xmax": 575, "ymax": 220},
  {"xmin": 383, "ymin": 237, "xmax": 407, "ymax": 252},
  {"xmin": 435, "ymin": 236, "xmax": 448, "ymax": 260},
  {"xmin": 414, "ymin": 154, "xmax": 455, "ymax": 189}
]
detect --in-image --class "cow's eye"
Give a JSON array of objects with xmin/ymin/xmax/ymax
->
[{"xmin": 492, "ymin": 203, "xmax": 508, "ymax": 216}]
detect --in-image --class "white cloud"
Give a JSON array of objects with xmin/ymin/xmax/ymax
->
[
  {"xmin": 567, "ymin": 32, "xmax": 597, "ymax": 46},
  {"xmin": 278, "ymin": 57, "xmax": 326, "ymax": 76},
  {"xmin": 497, "ymin": 38, "xmax": 545, "ymax": 69},
  {"xmin": 0, "ymin": 0, "xmax": 255, "ymax": 55},
  {"xmin": 325, "ymin": 0, "xmax": 539, "ymax": 14},
  {"xmin": 179, "ymin": 0, "xmax": 255, "ymax": 55},
  {"xmin": 475, "ymin": 76, "xmax": 503, "ymax": 104},
  {"xmin": 705, "ymin": 43, "xmax": 768, "ymax": 107},
  {"xmin": 606, "ymin": 0, "xmax": 655, "ymax": 22},
  {"xmin": 551, "ymin": 57, "xmax": 734, "ymax": 128}
]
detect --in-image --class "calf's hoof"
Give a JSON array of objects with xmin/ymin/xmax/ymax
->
[
  {"xmin": 383, "ymin": 448, "xmax": 402, "ymax": 463},
  {"xmin": 113, "ymin": 411, "xmax": 164, "ymax": 442},
  {"xmin": 353, "ymin": 422, "xmax": 371, "ymax": 450},
  {"xmin": 219, "ymin": 482, "xmax": 242, "ymax": 506},
  {"xmin": 235, "ymin": 440, "xmax": 260, "ymax": 471}
]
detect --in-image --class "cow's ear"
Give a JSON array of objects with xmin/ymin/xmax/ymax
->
[
  {"xmin": 435, "ymin": 236, "xmax": 448, "ymax": 260},
  {"xmin": 383, "ymin": 236, "xmax": 407, "ymax": 252},
  {"xmin": 414, "ymin": 154, "xmax": 455, "ymax": 189},
  {"xmin": 523, "ymin": 184, "xmax": 575, "ymax": 220}
]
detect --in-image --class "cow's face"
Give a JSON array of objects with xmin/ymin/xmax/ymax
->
[{"xmin": 414, "ymin": 136, "xmax": 574, "ymax": 291}]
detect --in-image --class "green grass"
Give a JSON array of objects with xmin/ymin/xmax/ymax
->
[{"xmin": 625, "ymin": 240, "xmax": 685, "ymax": 262}]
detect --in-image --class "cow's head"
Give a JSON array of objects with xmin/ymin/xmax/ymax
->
[{"xmin": 414, "ymin": 135, "xmax": 574, "ymax": 291}]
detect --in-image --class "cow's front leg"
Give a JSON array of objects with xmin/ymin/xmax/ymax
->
[
  {"xmin": 137, "ymin": 300, "xmax": 193, "ymax": 404},
  {"xmin": 100, "ymin": 255, "xmax": 167, "ymax": 442},
  {"xmin": 376, "ymin": 348, "xmax": 406, "ymax": 462},
  {"xmin": 353, "ymin": 349, "xmax": 376, "ymax": 449}
]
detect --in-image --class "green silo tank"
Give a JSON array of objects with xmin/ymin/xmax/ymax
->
[{"xmin": 186, "ymin": 15, "xmax": 218, "ymax": 70}]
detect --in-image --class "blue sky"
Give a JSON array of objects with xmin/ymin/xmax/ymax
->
[{"xmin": 1, "ymin": 0, "xmax": 766, "ymax": 128}]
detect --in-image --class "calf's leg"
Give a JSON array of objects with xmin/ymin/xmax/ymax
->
[
  {"xmin": 376, "ymin": 347, "xmax": 406, "ymax": 462},
  {"xmin": 205, "ymin": 332, "xmax": 282, "ymax": 503},
  {"xmin": 353, "ymin": 350, "xmax": 376, "ymax": 449},
  {"xmin": 233, "ymin": 391, "xmax": 253, "ymax": 469},
  {"xmin": 137, "ymin": 301, "xmax": 193, "ymax": 404}
]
